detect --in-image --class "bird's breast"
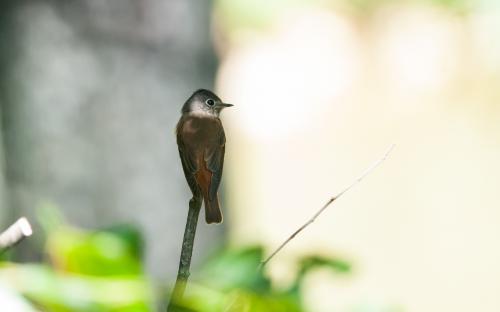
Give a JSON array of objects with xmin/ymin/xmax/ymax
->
[{"xmin": 179, "ymin": 115, "xmax": 221, "ymax": 148}]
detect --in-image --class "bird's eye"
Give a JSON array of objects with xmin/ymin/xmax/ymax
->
[{"xmin": 206, "ymin": 99, "xmax": 215, "ymax": 106}]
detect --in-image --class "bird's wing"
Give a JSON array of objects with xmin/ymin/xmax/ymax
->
[
  {"xmin": 205, "ymin": 121, "xmax": 226, "ymax": 201},
  {"xmin": 176, "ymin": 119, "xmax": 200, "ymax": 195}
]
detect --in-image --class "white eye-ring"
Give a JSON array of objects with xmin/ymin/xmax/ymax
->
[{"xmin": 206, "ymin": 99, "xmax": 215, "ymax": 106}]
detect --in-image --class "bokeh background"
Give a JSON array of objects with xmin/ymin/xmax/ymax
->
[{"xmin": 1, "ymin": 0, "xmax": 499, "ymax": 311}]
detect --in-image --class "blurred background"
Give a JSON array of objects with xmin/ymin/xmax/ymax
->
[{"xmin": 0, "ymin": 0, "xmax": 499, "ymax": 311}]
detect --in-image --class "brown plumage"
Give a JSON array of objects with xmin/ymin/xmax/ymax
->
[{"xmin": 176, "ymin": 89, "xmax": 232, "ymax": 224}]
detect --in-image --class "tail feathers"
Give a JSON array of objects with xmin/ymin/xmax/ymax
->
[{"xmin": 204, "ymin": 195, "xmax": 223, "ymax": 224}]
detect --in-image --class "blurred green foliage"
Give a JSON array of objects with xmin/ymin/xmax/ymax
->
[
  {"xmin": 215, "ymin": 0, "xmax": 476, "ymax": 34},
  {"xmin": 171, "ymin": 246, "xmax": 352, "ymax": 312},
  {"xmin": 46, "ymin": 225, "xmax": 143, "ymax": 276},
  {"xmin": 0, "ymin": 207, "xmax": 398, "ymax": 311},
  {"xmin": 0, "ymin": 264, "xmax": 151, "ymax": 311},
  {"xmin": 0, "ymin": 206, "xmax": 153, "ymax": 312}
]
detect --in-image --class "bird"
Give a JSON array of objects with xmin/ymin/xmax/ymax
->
[{"xmin": 176, "ymin": 89, "xmax": 233, "ymax": 224}]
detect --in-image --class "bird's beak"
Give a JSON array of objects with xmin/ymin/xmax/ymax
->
[{"xmin": 217, "ymin": 103, "xmax": 234, "ymax": 108}]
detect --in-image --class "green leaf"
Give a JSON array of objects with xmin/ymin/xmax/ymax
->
[
  {"xmin": 197, "ymin": 246, "xmax": 271, "ymax": 293},
  {"xmin": 298, "ymin": 255, "xmax": 351, "ymax": 276},
  {"xmin": 46, "ymin": 226, "xmax": 142, "ymax": 276},
  {"xmin": 0, "ymin": 264, "xmax": 153, "ymax": 312}
]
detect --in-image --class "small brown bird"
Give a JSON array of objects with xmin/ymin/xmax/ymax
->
[{"xmin": 176, "ymin": 89, "xmax": 233, "ymax": 224}]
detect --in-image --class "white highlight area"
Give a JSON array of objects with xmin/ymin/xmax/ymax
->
[
  {"xmin": 0, "ymin": 217, "xmax": 33, "ymax": 250},
  {"xmin": 218, "ymin": 9, "xmax": 360, "ymax": 140}
]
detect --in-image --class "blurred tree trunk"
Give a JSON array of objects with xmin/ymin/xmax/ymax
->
[
  {"xmin": 0, "ymin": 1, "xmax": 20, "ymax": 237},
  {"xmin": 0, "ymin": 0, "xmax": 222, "ymax": 278}
]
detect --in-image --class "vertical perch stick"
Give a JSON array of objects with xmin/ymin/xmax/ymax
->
[{"xmin": 167, "ymin": 197, "xmax": 202, "ymax": 311}]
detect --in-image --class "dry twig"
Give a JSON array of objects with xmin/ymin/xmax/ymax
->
[{"xmin": 260, "ymin": 144, "xmax": 395, "ymax": 269}]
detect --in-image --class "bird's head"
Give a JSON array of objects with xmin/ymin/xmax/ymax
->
[{"xmin": 182, "ymin": 89, "xmax": 233, "ymax": 117}]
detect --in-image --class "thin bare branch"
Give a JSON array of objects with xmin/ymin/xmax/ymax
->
[{"xmin": 260, "ymin": 144, "xmax": 395, "ymax": 269}]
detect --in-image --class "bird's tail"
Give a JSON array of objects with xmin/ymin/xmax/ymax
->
[{"xmin": 204, "ymin": 194, "xmax": 223, "ymax": 224}]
